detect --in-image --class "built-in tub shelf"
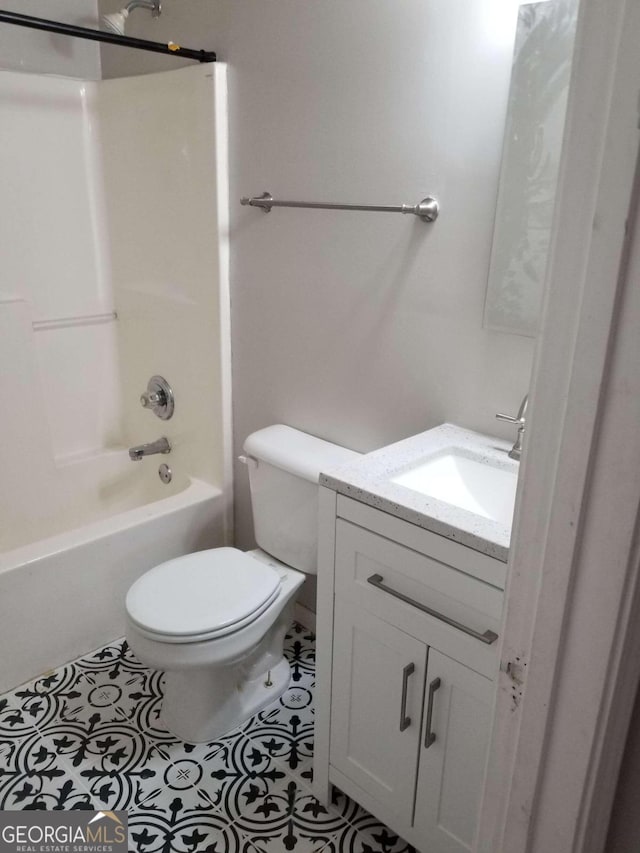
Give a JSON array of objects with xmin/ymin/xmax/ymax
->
[{"xmin": 32, "ymin": 311, "xmax": 117, "ymax": 332}]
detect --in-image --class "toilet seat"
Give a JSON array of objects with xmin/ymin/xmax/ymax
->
[{"xmin": 126, "ymin": 548, "xmax": 282, "ymax": 644}]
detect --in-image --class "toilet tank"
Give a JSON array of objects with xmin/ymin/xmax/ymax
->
[{"xmin": 242, "ymin": 425, "xmax": 360, "ymax": 574}]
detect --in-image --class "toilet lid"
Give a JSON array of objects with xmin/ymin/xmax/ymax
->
[{"xmin": 126, "ymin": 548, "xmax": 282, "ymax": 640}]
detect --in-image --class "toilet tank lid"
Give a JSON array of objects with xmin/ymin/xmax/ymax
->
[{"xmin": 243, "ymin": 424, "xmax": 360, "ymax": 483}]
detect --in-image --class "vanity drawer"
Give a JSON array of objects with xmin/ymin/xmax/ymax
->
[
  {"xmin": 334, "ymin": 519, "xmax": 502, "ymax": 671},
  {"xmin": 336, "ymin": 494, "xmax": 507, "ymax": 588}
]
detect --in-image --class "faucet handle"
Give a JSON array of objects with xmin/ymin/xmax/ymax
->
[
  {"xmin": 140, "ymin": 375, "xmax": 174, "ymax": 420},
  {"xmin": 141, "ymin": 390, "xmax": 164, "ymax": 408},
  {"xmin": 496, "ymin": 412, "xmax": 521, "ymax": 425},
  {"xmin": 497, "ymin": 394, "xmax": 528, "ymax": 426}
]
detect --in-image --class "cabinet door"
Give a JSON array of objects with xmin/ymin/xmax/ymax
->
[
  {"xmin": 413, "ymin": 648, "xmax": 494, "ymax": 853},
  {"xmin": 330, "ymin": 599, "xmax": 427, "ymax": 826}
]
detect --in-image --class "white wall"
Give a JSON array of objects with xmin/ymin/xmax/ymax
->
[
  {"xmin": 99, "ymin": 0, "xmax": 536, "ymax": 559},
  {"xmin": 0, "ymin": 0, "xmax": 101, "ymax": 78}
]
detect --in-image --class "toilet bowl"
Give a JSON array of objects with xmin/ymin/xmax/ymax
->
[
  {"xmin": 126, "ymin": 547, "xmax": 304, "ymax": 742},
  {"xmin": 125, "ymin": 424, "xmax": 359, "ymax": 743}
]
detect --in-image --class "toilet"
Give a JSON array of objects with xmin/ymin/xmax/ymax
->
[{"xmin": 125, "ymin": 424, "xmax": 358, "ymax": 743}]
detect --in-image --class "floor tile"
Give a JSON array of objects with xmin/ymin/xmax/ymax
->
[
  {"xmin": 71, "ymin": 639, "xmax": 162, "ymax": 731},
  {"xmin": 112, "ymin": 670, "xmax": 177, "ymax": 745},
  {"xmin": 327, "ymin": 785, "xmax": 371, "ymax": 826},
  {"xmin": 0, "ymin": 732, "xmax": 94, "ymax": 811},
  {"xmin": 11, "ymin": 664, "xmax": 85, "ymax": 731},
  {"xmin": 332, "ymin": 806, "xmax": 418, "ymax": 853},
  {"xmin": 244, "ymin": 680, "xmax": 315, "ymax": 774},
  {"xmin": 123, "ymin": 748, "xmax": 220, "ymax": 815},
  {"xmin": 204, "ymin": 735, "xmax": 289, "ymax": 816},
  {"xmin": 294, "ymin": 756, "xmax": 314, "ymax": 789},
  {"xmin": 221, "ymin": 763, "xmax": 346, "ymax": 853},
  {"xmin": 140, "ymin": 721, "xmax": 248, "ymax": 768},
  {"xmin": 76, "ymin": 638, "xmax": 147, "ymax": 681},
  {"xmin": 127, "ymin": 798, "xmax": 248, "ymax": 852},
  {"xmin": 292, "ymin": 785, "xmax": 354, "ymax": 846},
  {"xmin": 0, "ymin": 694, "xmax": 40, "ymax": 741},
  {"xmin": 9, "ymin": 639, "xmax": 145, "ymax": 734},
  {"xmin": 38, "ymin": 719, "xmax": 162, "ymax": 811},
  {"xmin": 129, "ymin": 728, "xmax": 250, "ymax": 815},
  {"xmin": 284, "ymin": 624, "xmax": 316, "ymax": 686}
]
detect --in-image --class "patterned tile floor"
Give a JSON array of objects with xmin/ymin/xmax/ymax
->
[{"xmin": 0, "ymin": 623, "xmax": 415, "ymax": 853}]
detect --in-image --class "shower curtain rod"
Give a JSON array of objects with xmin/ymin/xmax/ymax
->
[{"xmin": 0, "ymin": 10, "xmax": 216, "ymax": 63}]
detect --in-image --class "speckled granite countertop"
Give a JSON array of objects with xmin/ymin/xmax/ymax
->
[{"xmin": 319, "ymin": 423, "xmax": 518, "ymax": 562}]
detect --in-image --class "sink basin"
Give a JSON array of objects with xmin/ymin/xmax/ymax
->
[{"xmin": 391, "ymin": 449, "xmax": 518, "ymax": 526}]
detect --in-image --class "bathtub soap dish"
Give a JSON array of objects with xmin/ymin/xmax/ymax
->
[{"xmin": 140, "ymin": 375, "xmax": 174, "ymax": 420}]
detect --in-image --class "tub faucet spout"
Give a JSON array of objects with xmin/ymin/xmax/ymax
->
[{"xmin": 129, "ymin": 436, "xmax": 171, "ymax": 461}]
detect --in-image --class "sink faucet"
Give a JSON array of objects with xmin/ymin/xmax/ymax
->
[
  {"xmin": 496, "ymin": 395, "xmax": 528, "ymax": 461},
  {"xmin": 129, "ymin": 436, "xmax": 171, "ymax": 462}
]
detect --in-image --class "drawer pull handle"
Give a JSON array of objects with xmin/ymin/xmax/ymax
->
[
  {"xmin": 366, "ymin": 573, "xmax": 499, "ymax": 645},
  {"xmin": 399, "ymin": 662, "xmax": 415, "ymax": 732},
  {"xmin": 424, "ymin": 676, "xmax": 441, "ymax": 748}
]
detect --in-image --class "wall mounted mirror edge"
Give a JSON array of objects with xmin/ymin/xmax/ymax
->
[{"xmin": 483, "ymin": 0, "xmax": 579, "ymax": 338}]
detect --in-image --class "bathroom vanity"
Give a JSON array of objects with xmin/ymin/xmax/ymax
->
[{"xmin": 314, "ymin": 425, "xmax": 518, "ymax": 853}]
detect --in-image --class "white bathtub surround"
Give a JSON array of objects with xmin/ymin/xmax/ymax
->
[
  {"xmin": 0, "ymin": 624, "xmax": 414, "ymax": 852},
  {"xmin": 0, "ymin": 66, "xmax": 230, "ymax": 547},
  {"xmin": 0, "ymin": 71, "xmax": 122, "ymax": 488},
  {"xmin": 320, "ymin": 424, "xmax": 517, "ymax": 561}
]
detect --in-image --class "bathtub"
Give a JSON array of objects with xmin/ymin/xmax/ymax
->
[{"xmin": 0, "ymin": 459, "xmax": 228, "ymax": 694}]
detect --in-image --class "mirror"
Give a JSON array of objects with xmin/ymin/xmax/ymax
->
[{"xmin": 484, "ymin": 0, "xmax": 579, "ymax": 337}]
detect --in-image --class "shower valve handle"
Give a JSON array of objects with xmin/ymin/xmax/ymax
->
[
  {"xmin": 140, "ymin": 390, "xmax": 164, "ymax": 408},
  {"xmin": 140, "ymin": 376, "xmax": 174, "ymax": 420}
]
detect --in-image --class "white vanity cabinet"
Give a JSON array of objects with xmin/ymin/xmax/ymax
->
[{"xmin": 314, "ymin": 490, "xmax": 507, "ymax": 853}]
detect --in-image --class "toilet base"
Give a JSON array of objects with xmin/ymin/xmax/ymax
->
[
  {"xmin": 161, "ymin": 654, "xmax": 291, "ymax": 743},
  {"xmin": 157, "ymin": 599, "xmax": 298, "ymax": 743}
]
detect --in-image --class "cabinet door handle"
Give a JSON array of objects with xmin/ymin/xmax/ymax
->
[
  {"xmin": 367, "ymin": 573, "xmax": 499, "ymax": 645},
  {"xmin": 399, "ymin": 662, "xmax": 415, "ymax": 731},
  {"xmin": 424, "ymin": 677, "xmax": 441, "ymax": 748}
]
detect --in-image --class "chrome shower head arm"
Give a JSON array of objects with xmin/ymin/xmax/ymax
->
[
  {"xmin": 124, "ymin": 0, "xmax": 161, "ymax": 17},
  {"xmin": 102, "ymin": 0, "xmax": 160, "ymax": 35}
]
